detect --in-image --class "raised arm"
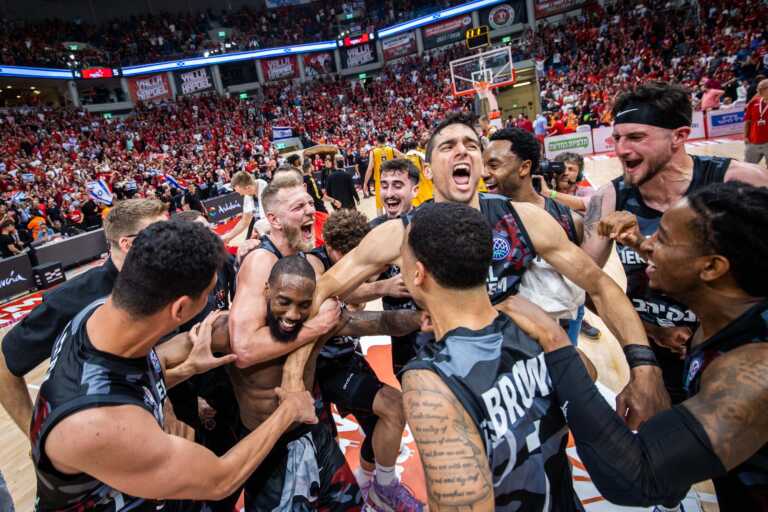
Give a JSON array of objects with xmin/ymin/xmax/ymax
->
[
  {"xmin": 402, "ymin": 369, "xmax": 494, "ymax": 511},
  {"xmin": 45, "ymin": 391, "xmax": 317, "ymax": 502},
  {"xmin": 281, "ymin": 219, "xmax": 405, "ymax": 391},
  {"xmin": 336, "ymin": 309, "xmax": 421, "ymax": 338},
  {"xmin": 579, "ymin": 183, "xmax": 617, "ymax": 267},
  {"xmin": 515, "ymin": 201, "xmax": 669, "ymax": 427},
  {"xmin": 229, "ymin": 251, "xmax": 339, "ymax": 367}
]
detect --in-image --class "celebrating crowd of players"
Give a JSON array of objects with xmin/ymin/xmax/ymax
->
[{"xmin": 0, "ymin": 81, "xmax": 767, "ymax": 512}]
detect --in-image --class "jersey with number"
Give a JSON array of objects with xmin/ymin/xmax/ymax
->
[
  {"xmin": 404, "ymin": 313, "xmax": 582, "ymax": 511},
  {"xmin": 683, "ymin": 300, "xmax": 768, "ymax": 509},
  {"xmin": 31, "ymin": 300, "xmax": 166, "ymax": 511},
  {"xmin": 613, "ymin": 155, "xmax": 729, "ymax": 328},
  {"xmin": 400, "ymin": 194, "xmax": 536, "ymax": 305}
]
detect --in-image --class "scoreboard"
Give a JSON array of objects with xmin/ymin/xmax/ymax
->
[
  {"xmin": 337, "ymin": 32, "xmax": 376, "ymax": 48},
  {"xmin": 71, "ymin": 67, "xmax": 123, "ymax": 80},
  {"xmin": 465, "ymin": 26, "xmax": 490, "ymax": 50}
]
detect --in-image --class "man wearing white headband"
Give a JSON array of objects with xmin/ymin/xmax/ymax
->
[{"xmin": 581, "ymin": 81, "xmax": 767, "ymax": 406}]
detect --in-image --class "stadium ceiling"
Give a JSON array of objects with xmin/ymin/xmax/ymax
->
[{"xmin": 0, "ymin": 0, "xmax": 507, "ymax": 79}]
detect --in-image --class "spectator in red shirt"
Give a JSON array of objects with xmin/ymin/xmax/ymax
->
[{"xmin": 744, "ymin": 78, "xmax": 768, "ymax": 166}]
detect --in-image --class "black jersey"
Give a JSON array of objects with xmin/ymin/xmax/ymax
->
[
  {"xmin": 613, "ymin": 155, "xmax": 729, "ymax": 328},
  {"xmin": 683, "ymin": 300, "xmax": 768, "ymax": 510},
  {"xmin": 544, "ymin": 197, "xmax": 578, "ymax": 244},
  {"xmin": 309, "ymin": 245, "xmax": 360, "ymax": 359},
  {"xmin": 30, "ymin": 300, "xmax": 166, "ymax": 511},
  {"xmin": 400, "ymin": 194, "xmax": 537, "ymax": 305},
  {"xmin": 369, "ymin": 214, "xmax": 417, "ymax": 312},
  {"xmin": 405, "ymin": 313, "xmax": 581, "ymax": 511}
]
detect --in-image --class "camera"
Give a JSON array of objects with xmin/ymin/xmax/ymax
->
[{"xmin": 532, "ymin": 160, "xmax": 566, "ymax": 192}]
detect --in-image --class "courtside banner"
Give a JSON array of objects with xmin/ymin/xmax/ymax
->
[
  {"xmin": 382, "ymin": 32, "xmax": 417, "ymax": 61},
  {"xmin": 265, "ymin": 0, "xmax": 314, "ymax": 6},
  {"xmin": 592, "ymin": 126, "xmax": 613, "ymax": 153},
  {"xmin": 534, "ymin": 0, "xmax": 585, "ymax": 18},
  {"xmin": 203, "ymin": 192, "xmax": 244, "ymax": 223},
  {"xmin": 127, "ymin": 74, "xmax": 172, "ymax": 103},
  {"xmin": 544, "ymin": 132, "xmax": 593, "ymax": 158},
  {"xmin": 479, "ymin": 1, "xmax": 528, "ymax": 31},
  {"xmin": 261, "ymin": 56, "xmax": 300, "ymax": 81},
  {"xmin": 174, "ymin": 67, "xmax": 214, "ymax": 96},
  {"xmin": 706, "ymin": 107, "xmax": 745, "ymax": 137},
  {"xmin": 690, "ymin": 110, "xmax": 706, "ymax": 139},
  {"xmin": 421, "ymin": 15, "xmax": 472, "ymax": 50},
  {"xmin": 340, "ymin": 42, "xmax": 379, "ymax": 69},
  {"xmin": 303, "ymin": 52, "xmax": 336, "ymax": 78}
]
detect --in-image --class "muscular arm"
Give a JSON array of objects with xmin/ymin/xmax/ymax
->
[
  {"xmin": 45, "ymin": 401, "xmax": 301, "ymax": 502},
  {"xmin": 724, "ymin": 160, "xmax": 768, "ymax": 187},
  {"xmin": 282, "ymin": 219, "xmax": 405, "ymax": 391},
  {"xmin": 0, "ymin": 349, "xmax": 32, "ymax": 436},
  {"xmin": 229, "ymin": 251, "xmax": 327, "ymax": 367},
  {"xmin": 579, "ymin": 184, "xmax": 616, "ymax": 267},
  {"xmin": 402, "ymin": 369, "xmax": 495, "ymax": 511},
  {"xmin": 221, "ymin": 212, "xmax": 253, "ymax": 243},
  {"xmin": 553, "ymin": 190, "xmax": 589, "ymax": 213},
  {"xmin": 336, "ymin": 309, "xmax": 421, "ymax": 338}
]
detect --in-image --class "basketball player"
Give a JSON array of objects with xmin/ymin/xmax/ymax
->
[
  {"xmin": 0, "ymin": 199, "xmax": 167, "ymax": 436},
  {"xmin": 368, "ymin": 159, "xmax": 422, "ymax": 375},
  {"xmin": 399, "ymin": 202, "xmax": 584, "ymax": 510},
  {"xmin": 30, "ymin": 220, "xmax": 317, "ymax": 511},
  {"xmin": 222, "ymin": 171, "xmax": 266, "ymax": 244},
  {"xmin": 313, "ymin": 210, "xmax": 424, "ymax": 510},
  {"xmin": 582, "ymin": 81, "xmax": 768, "ymax": 404},
  {"xmin": 537, "ymin": 182, "xmax": 768, "ymax": 510},
  {"xmin": 482, "ymin": 127, "xmax": 588, "ymax": 344},
  {"xmin": 363, "ymin": 133, "xmax": 405, "ymax": 216},
  {"xmin": 283, "ymin": 113, "xmax": 667, "ymax": 431},
  {"xmin": 401, "ymin": 140, "xmax": 431, "ymax": 207}
]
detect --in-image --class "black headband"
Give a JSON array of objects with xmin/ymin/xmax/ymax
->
[{"xmin": 613, "ymin": 102, "xmax": 691, "ymax": 130}]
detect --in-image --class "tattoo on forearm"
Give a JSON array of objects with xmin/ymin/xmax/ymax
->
[
  {"xmin": 403, "ymin": 372, "xmax": 493, "ymax": 510},
  {"xmin": 583, "ymin": 193, "xmax": 603, "ymax": 239}
]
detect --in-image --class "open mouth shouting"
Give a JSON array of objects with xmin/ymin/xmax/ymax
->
[
  {"xmin": 383, "ymin": 196, "xmax": 402, "ymax": 215},
  {"xmin": 451, "ymin": 162, "xmax": 472, "ymax": 192},
  {"xmin": 300, "ymin": 220, "xmax": 314, "ymax": 243}
]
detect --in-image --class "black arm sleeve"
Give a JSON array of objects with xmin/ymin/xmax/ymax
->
[{"xmin": 545, "ymin": 346, "xmax": 727, "ymax": 508}]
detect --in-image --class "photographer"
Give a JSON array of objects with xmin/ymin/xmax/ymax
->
[{"xmin": 534, "ymin": 152, "xmax": 595, "ymax": 214}]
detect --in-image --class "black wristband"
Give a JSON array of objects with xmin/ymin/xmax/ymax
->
[{"xmin": 623, "ymin": 344, "xmax": 660, "ymax": 369}]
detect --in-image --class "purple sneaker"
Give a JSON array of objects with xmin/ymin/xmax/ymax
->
[{"xmin": 364, "ymin": 480, "xmax": 425, "ymax": 512}]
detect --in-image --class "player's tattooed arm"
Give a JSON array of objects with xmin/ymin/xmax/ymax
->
[
  {"xmin": 580, "ymin": 183, "xmax": 616, "ymax": 268},
  {"xmin": 402, "ymin": 369, "xmax": 494, "ymax": 511},
  {"xmin": 682, "ymin": 343, "xmax": 768, "ymax": 470},
  {"xmin": 335, "ymin": 310, "xmax": 421, "ymax": 338}
]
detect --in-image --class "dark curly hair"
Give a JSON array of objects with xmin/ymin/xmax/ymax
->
[
  {"xmin": 425, "ymin": 112, "xmax": 481, "ymax": 163},
  {"xmin": 489, "ymin": 127, "xmax": 541, "ymax": 173},
  {"xmin": 323, "ymin": 209, "xmax": 370, "ymax": 255},
  {"xmin": 113, "ymin": 219, "xmax": 225, "ymax": 316},
  {"xmin": 687, "ymin": 181, "xmax": 768, "ymax": 298},
  {"xmin": 407, "ymin": 202, "xmax": 491, "ymax": 289}
]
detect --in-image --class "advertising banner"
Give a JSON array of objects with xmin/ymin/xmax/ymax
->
[
  {"xmin": 479, "ymin": 1, "xmax": 528, "ymax": 31},
  {"xmin": 544, "ymin": 131, "xmax": 594, "ymax": 158},
  {"xmin": 127, "ymin": 74, "xmax": 172, "ymax": 103},
  {"xmin": 382, "ymin": 32, "xmax": 417, "ymax": 61},
  {"xmin": 534, "ymin": 0, "xmax": 585, "ymax": 18},
  {"xmin": 592, "ymin": 126, "xmax": 613, "ymax": 153},
  {"xmin": 265, "ymin": 0, "xmax": 314, "ymax": 7},
  {"xmin": 340, "ymin": 43, "xmax": 378, "ymax": 69},
  {"xmin": 303, "ymin": 52, "xmax": 336, "ymax": 78},
  {"xmin": 202, "ymin": 192, "xmax": 244, "ymax": 223},
  {"xmin": 174, "ymin": 67, "xmax": 214, "ymax": 96},
  {"xmin": 690, "ymin": 110, "xmax": 706, "ymax": 139},
  {"xmin": 706, "ymin": 107, "xmax": 745, "ymax": 137},
  {"xmin": 0, "ymin": 254, "xmax": 33, "ymax": 301},
  {"xmin": 421, "ymin": 15, "xmax": 473, "ymax": 50},
  {"xmin": 260, "ymin": 56, "xmax": 300, "ymax": 82}
]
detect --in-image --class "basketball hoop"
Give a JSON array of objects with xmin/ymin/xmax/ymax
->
[{"xmin": 473, "ymin": 80, "xmax": 491, "ymax": 99}]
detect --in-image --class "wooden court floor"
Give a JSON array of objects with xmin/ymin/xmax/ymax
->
[{"xmin": 0, "ymin": 139, "xmax": 753, "ymax": 511}]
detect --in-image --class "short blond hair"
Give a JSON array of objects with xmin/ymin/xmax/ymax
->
[
  {"xmin": 231, "ymin": 171, "xmax": 255, "ymax": 190},
  {"xmin": 261, "ymin": 171, "xmax": 304, "ymax": 214},
  {"xmin": 103, "ymin": 199, "xmax": 166, "ymax": 247}
]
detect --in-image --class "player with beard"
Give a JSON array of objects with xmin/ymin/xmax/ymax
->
[
  {"xmin": 282, "ymin": 113, "xmax": 667, "ymax": 432},
  {"xmin": 581, "ymin": 82, "xmax": 768, "ymax": 404},
  {"xmin": 368, "ymin": 159, "xmax": 423, "ymax": 376},
  {"xmin": 228, "ymin": 254, "xmax": 422, "ymax": 510},
  {"xmin": 535, "ymin": 181, "xmax": 768, "ymax": 510},
  {"xmin": 312, "ymin": 210, "xmax": 423, "ymax": 510}
]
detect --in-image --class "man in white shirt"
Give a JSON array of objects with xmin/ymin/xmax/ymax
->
[{"xmin": 221, "ymin": 171, "xmax": 266, "ymax": 244}]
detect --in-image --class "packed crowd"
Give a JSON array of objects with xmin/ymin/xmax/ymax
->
[
  {"xmin": 0, "ymin": 0, "xmax": 459, "ymax": 68},
  {"xmin": 534, "ymin": 0, "xmax": 768, "ymax": 127}
]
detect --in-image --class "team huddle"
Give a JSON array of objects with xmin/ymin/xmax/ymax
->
[{"xmin": 2, "ymin": 81, "xmax": 768, "ymax": 512}]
